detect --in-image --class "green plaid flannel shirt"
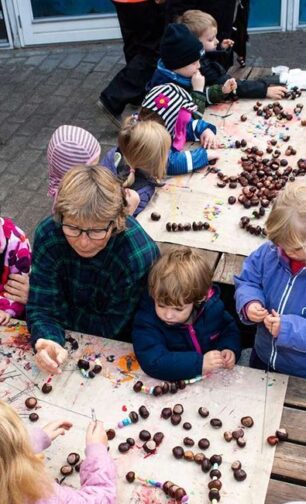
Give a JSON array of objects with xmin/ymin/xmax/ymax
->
[{"xmin": 27, "ymin": 216, "xmax": 159, "ymax": 347}]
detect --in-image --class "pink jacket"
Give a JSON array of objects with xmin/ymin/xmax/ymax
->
[{"xmin": 31, "ymin": 427, "xmax": 117, "ymax": 504}]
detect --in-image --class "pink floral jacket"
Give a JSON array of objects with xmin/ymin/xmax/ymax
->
[
  {"xmin": 31, "ymin": 427, "xmax": 117, "ymax": 504},
  {"xmin": 0, "ymin": 217, "xmax": 31, "ymax": 317}
]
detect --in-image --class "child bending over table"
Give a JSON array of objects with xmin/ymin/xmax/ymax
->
[
  {"xmin": 133, "ymin": 247, "xmax": 241, "ymax": 381},
  {"xmin": 235, "ymin": 181, "xmax": 306, "ymax": 378},
  {"xmin": 0, "ymin": 400, "xmax": 116, "ymax": 504}
]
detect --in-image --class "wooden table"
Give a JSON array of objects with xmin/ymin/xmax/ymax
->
[{"xmin": 1, "ymin": 323, "xmax": 306, "ymax": 503}]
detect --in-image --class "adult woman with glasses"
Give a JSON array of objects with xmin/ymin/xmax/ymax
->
[{"xmin": 27, "ymin": 165, "xmax": 159, "ymax": 375}]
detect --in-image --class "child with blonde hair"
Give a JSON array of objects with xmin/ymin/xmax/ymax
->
[
  {"xmin": 0, "ymin": 400, "xmax": 116, "ymax": 504},
  {"xmin": 235, "ymin": 181, "xmax": 306, "ymax": 377},
  {"xmin": 133, "ymin": 247, "xmax": 241, "ymax": 380},
  {"xmin": 179, "ymin": 10, "xmax": 288, "ymax": 100},
  {"xmin": 102, "ymin": 116, "xmax": 171, "ymax": 215},
  {"xmin": 48, "ymin": 124, "xmax": 140, "ymax": 215}
]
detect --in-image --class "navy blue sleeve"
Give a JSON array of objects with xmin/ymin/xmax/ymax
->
[
  {"xmin": 214, "ymin": 305, "xmax": 241, "ymax": 362},
  {"xmin": 133, "ymin": 185, "xmax": 155, "ymax": 217}
]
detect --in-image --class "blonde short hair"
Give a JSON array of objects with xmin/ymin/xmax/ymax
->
[
  {"xmin": 0, "ymin": 401, "xmax": 53, "ymax": 504},
  {"xmin": 266, "ymin": 181, "xmax": 306, "ymax": 249},
  {"xmin": 149, "ymin": 247, "xmax": 213, "ymax": 306},
  {"xmin": 118, "ymin": 116, "xmax": 171, "ymax": 181},
  {"xmin": 178, "ymin": 10, "xmax": 217, "ymax": 38},
  {"xmin": 54, "ymin": 164, "xmax": 128, "ymax": 233}
]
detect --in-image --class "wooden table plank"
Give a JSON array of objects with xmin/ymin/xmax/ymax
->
[
  {"xmin": 158, "ymin": 242, "xmax": 220, "ymax": 271},
  {"xmin": 280, "ymin": 406, "xmax": 306, "ymax": 444},
  {"xmin": 272, "ymin": 442, "xmax": 306, "ymax": 482},
  {"xmin": 248, "ymin": 66, "xmax": 271, "ymax": 80},
  {"xmin": 229, "ymin": 64, "xmax": 254, "ymax": 80},
  {"xmin": 285, "ymin": 376, "xmax": 306, "ymax": 409},
  {"xmin": 212, "ymin": 252, "xmax": 245, "ymax": 284},
  {"xmin": 265, "ymin": 479, "xmax": 306, "ymax": 504}
]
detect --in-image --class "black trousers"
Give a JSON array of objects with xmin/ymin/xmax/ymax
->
[
  {"xmin": 100, "ymin": 1, "xmax": 165, "ymax": 115},
  {"xmin": 166, "ymin": 0, "xmax": 237, "ymax": 40}
]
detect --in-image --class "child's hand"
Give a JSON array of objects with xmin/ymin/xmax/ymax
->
[
  {"xmin": 125, "ymin": 188, "xmax": 140, "ymax": 215},
  {"xmin": 246, "ymin": 301, "xmax": 268, "ymax": 323},
  {"xmin": 4, "ymin": 273, "xmax": 30, "ymax": 305},
  {"xmin": 35, "ymin": 338, "xmax": 68, "ymax": 374},
  {"xmin": 200, "ymin": 129, "xmax": 218, "ymax": 149},
  {"xmin": 191, "ymin": 70, "xmax": 205, "ymax": 92},
  {"xmin": 43, "ymin": 420, "xmax": 73, "ymax": 441},
  {"xmin": 221, "ymin": 39, "xmax": 234, "ymax": 49},
  {"xmin": 266, "ymin": 86, "xmax": 287, "ymax": 100},
  {"xmin": 264, "ymin": 309, "xmax": 281, "ymax": 338},
  {"xmin": 86, "ymin": 420, "xmax": 108, "ymax": 446},
  {"xmin": 221, "ymin": 349, "xmax": 235, "ymax": 369},
  {"xmin": 222, "ymin": 78, "xmax": 237, "ymax": 94},
  {"xmin": 206, "ymin": 150, "xmax": 220, "ymax": 163},
  {"xmin": 202, "ymin": 350, "xmax": 224, "ymax": 374},
  {"xmin": 0, "ymin": 310, "xmax": 11, "ymax": 325}
]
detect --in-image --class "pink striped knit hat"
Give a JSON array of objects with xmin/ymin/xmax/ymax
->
[{"xmin": 47, "ymin": 125, "xmax": 101, "ymax": 198}]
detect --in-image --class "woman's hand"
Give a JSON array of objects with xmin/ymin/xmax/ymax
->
[
  {"xmin": 86, "ymin": 421, "xmax": 108, "ymax": 446},
  {"xmin": 0, "ymin": 309, "xmax": 11, "ymax": 325},
  {"xmin": 4, "ymin": 273, "xmax": 30, "ymax": 305},
  {"xmin": 35, "ymin": 338, "xmax": 68, "ymax": 374},
  {"xmin": 43, "ymin": 420, "xmax": 73, "ymax": 441}
]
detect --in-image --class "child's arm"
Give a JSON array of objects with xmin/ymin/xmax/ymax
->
[
  {"xmin": 266, "ymin": 309, "xmax": 306, "ymax": 352},
  {"xmin": 132, "ymin": 184, "xmax": 155, "ymax": 217},
  {"xmin": 167, "ymin": 146, "xmax": 216, "ymax": 176},
  {"xmin": 215, "ymin": 306, "xmax": 241, "ymax": 363},
  {"xmin": 234, "ymin": 243, "xmax": 269, "ymax": 323}
]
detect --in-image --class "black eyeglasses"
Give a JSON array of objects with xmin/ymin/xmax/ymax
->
[{"xmin": 61, "ymin": 221, "xmax": 113, "ymax": 240}]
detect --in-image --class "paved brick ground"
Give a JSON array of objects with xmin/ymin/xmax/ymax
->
[{"xmin": 0, "ymin": 31, "xmax": 305, "ymax": 242}]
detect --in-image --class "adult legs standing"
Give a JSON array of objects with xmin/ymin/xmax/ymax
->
[{"xmin": 99, "ymin": 1, "xmax": 165, "ymax": 121}]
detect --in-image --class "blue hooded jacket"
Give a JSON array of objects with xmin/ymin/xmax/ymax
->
[
  {"xmin": 235, "ymin": 241, "xmax": 306, "ymax": 377},
  {"xmin": 132, "ymin": 286, "xmax": 241, "ymax": 381}
]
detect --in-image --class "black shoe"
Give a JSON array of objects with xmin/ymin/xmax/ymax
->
[{"xmin": 97, "ymin": 98, "xmax": 122, "ymax": 129}]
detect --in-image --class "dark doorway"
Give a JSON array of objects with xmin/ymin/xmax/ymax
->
[{"xmin": 0, "ymin": 1, "xmax": 9, "ymax": 43}]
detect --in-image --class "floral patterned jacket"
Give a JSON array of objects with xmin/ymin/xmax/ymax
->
[{"xmin": 0, "ymin": 217, "xmax": 31, "ymax": 317}]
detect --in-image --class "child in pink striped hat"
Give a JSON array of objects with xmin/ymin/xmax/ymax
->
[
  {"xmin": 47, "ymin": 125, "xmax": 101, "ymax": 200},
  {"xmin": 47, "ymin": 124, "xmax": 140, "ymax": 215}
]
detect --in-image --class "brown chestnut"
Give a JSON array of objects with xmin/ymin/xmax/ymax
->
[
  {"xmin": 153, "ymin": 385, "xmax": 163, "ymax": 396},
  {"xmin": 41, "ymin": 382, "xmax": 52, "ymax": 394},
  {"xmin": 118, "ymin": 442, "xmax": 131, "ymax": 453},
  {"xmin": 172, "ymin": 446, "xmax": 184, "ymax": 459},
  {"xmin": 201, "ymin": 458, "xmax": 212, "ymax": 473},
  {"xmin": 60, "ymin": 464, "xmax": 73, "ymax": 476},
  {"xmin": 276, "ymin": 428, "xmax": 288, "ymax": 441},
  {"xmin": 267, "ymin": 435, "xmax": 279, "ymax": 446},
  {"xmin": 151, "ymin": 212, "xmax": 161, "ymax": 221},
  {"xmin": 92, "ymin": 364, "xmax": 102, "ymax": 374},
  {"xmin": 153, "ymin": 432, "xmax": 164, "ymax": 446},
  {"xmin": 210, "ymin": 454, "xmax": 222, "ymax": 465},
  {"xmin": 208, "ymin": 479, "xmax": 222, "ymax": 490},
  {"xmin": 138, "ymin": 405, "xmax": 149, "ymax": 419},
  {"xmin": 234, "ymin": 468, "xmax": 247, "ymax": 481},
  {"xmin": 240, "ymin": 114, "xmax": 247, "ymax": 122},
  {"xmin": 133, "ymin": 380, "xmax": 143, "ymax": 392},
  {"xmin": 237, "ymin": 437, "xmax": 246, "ymax": 448},
  {"xmin": 194, "ymin": 452, "xmax": 205, "ymax": 464},
  {"xmin": 184, "ymin": 450, "xmax": 194, "ymax": 461},
  {"xmin": 232, "ymin": 428, "xmax": 244, "ymax": 439},
  {"xmin": 183, "ymin": 422, "xmax": 192, "ymax": 430},
  {"xmin": 106, "ymin": 429, "xmax": 116, "ymax": 440},
  {"xmin": 126, "ymin": 471, "xmax": 135, "ymax": 483},
  {"xmin": 183, "ymin": 437, "xmax": 195, "ymax": 447},
  {"xmin": 224, "ymin": 431, "xmax": 233, "ymax": 442},
  {"xmin": 228, "ymin": 196, "xmax": 236, "ymax": 205},
  {"xmin": 67, "ymin": 452, "xmax": 80, "ymax": 465},
  {"xmin": 77, "ymin": 359, "xmax": 90, "ymax": 370},
  {"xmin": 161, "ymin": 407, "xmax": 172, "ymax": 419},
  {"xmin": 231, "ymin": 460, "xmax": 242, "ymax": 471},
  {"xmin": 29, "ymin": 412, "xmax": 39, "ymax": 422},
  {"xmin": 173, "ymin": 404, "xmax": 184, "ymax": 415},
  {"xmin": 139, "ymin": 430, "xmax": 151, "ymax": 441},
  {"xmin": 25, "ymin": 397, "xmax": 37, "ymax": 410},
  {"xmin": 129, "ymin": 411, "xmax": 139, "ymax": 423},
  {"xmin": 143, "ymin": 440, "xmax": 156, "ymax": 453},
  {"xmin": 198, "ymin": 407, "xmax": 209, "ymax": 418},
  {"xmin": 171, "ymin": 413, "xmax": 182, "ymax": 426},
  {"xmin": 198, "ymin": 438, "xmax": 210, "ymax": 450},
  {"xmin": 210, "ymin": 418, "xmax": 222, "ymax": 428},
  {"xmin": 241, "ymin": 416, "xmax": 254, "ymax": 428}
]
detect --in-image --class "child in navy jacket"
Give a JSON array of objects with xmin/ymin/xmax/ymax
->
[
  {"xmin": 235, "ymin": 181, "xmax": 306, "ymax": 378},
  {"xmin": 133, "ymin": 247, "xmax": 241, "ymax": 381}
]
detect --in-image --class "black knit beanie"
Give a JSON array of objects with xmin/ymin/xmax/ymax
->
[{"xmin": 160, "ymin": 24, "xmax": 204, "ymax": 70}]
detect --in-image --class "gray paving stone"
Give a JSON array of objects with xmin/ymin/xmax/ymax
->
[
  {"xmin": 6, "ymin": 149, "xmax": 42, "ymax": 175},
  {"xmin": 0, "ymin": 134, "xmax": 31, "ymax": 161},
  {"xmin": 25, "ymin": 55, "xmax": 48, "ymax": 66},
  {"xmin": 39, "ymin": 54, "xmax": 66, "ymax": 73},
  {"xmin": 59, "ymin": 53, "xmax": 84, "ymax": 69}
]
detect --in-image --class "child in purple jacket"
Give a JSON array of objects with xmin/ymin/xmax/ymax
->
[
  {"xmin": 235, "ymin": 181, "xmax": 306, "ymax": 378},
  {"xmin": 0, "ymin": 400, "xmax": 116, "ymax": 504}
]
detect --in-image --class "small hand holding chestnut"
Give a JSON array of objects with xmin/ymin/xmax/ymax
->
[
  {"xmin": 246, "ymin": 301, "xmax": 268, "ymax": 323},
  {"xmin": 191, "ymin": 70, "xmax": 205, "ymax": 92},
  {"xmin": 4, "ymin": 273, "xmax": 30, "ymax": 305},
  {"xmin": 266, "ymin": 86, "xmax": 287, "ymax": 100},
  {"xmin": 0, "ymin": 309, "xmax": 11, "ymax": 326},
  {"xmin": 264, "ymin": 309, "xmax": 281, "ymax": 338},
  {"xmin": 43, "ymin": 419, "xmax": 73, "ymax": 441},
  {"xmin": 222, "ymin": 78, "xmax": 237, "ymax": 94},
  {"xmin": 35, "ymin": 338, "xmax": 68, "ymax": 374},
  {"xmin": 221, "ymin": 349, "xmax": 235, "ymax": 369},
  {"xmin": 202, "ymin": 350, "xmax": 224, "ymax": 374},
  {"xmin": 200, "ymin": 129, "xmax": 218, "ymax": 149},
  {"xmin": 86, "ymin": 420, "xmax": 108, "ymax": 446},
  {"xmin": 221, "ymin": 38, "xmax": 234, "ymax": 49}
]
